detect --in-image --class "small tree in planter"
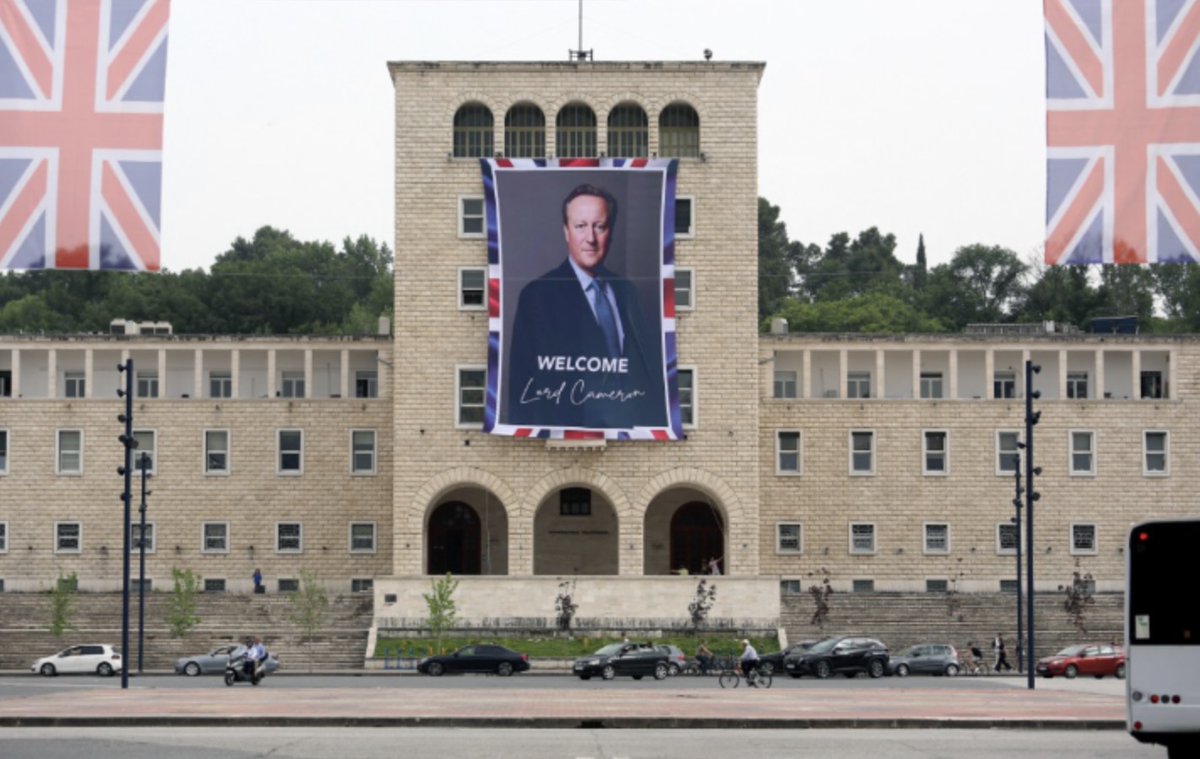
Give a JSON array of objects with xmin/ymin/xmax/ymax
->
[
  {"xmin": 808, "ymin": 568, "xmax": 833, "ymax": 629},
  {"xmin": 688, "ymin": 579, "xmax": 717, "ymax": 629},
  {"xmin": 48, "ymin": 572, "xmax": 78, "ymax": 637},
  {"xmin": 554, "ymin": 579, "xmax": 578, "ymax": 632},
  {"xmin": 423, "ymin": 572, "xmax": 459, "ymax": 654},
  {"xmin": 166, "ymin": 567, "xmax": 201, "ymax": 638},
  {"xmin": 288, "ymin": 570, "xmax": 330, "ymax": 669}
]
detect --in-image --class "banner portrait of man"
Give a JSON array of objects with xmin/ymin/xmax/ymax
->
[{"xmin": 481, "ymin": 158, "xmax": 682, "ymax": 440}]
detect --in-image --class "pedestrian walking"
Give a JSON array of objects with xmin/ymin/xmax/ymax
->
[{"xmin": 993, "ymin": 633, "xmax": 1012, "ymax": 673}]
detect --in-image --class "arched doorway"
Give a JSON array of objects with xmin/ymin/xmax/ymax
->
[
  {"xmin": 669, "ymin": 502, "xmax": 724, "ymax": 576},
  {"xmin": 427, "ymin": 501, "xmax": 481, "ymax": 575}
]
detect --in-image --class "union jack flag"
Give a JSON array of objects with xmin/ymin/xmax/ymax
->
[
  {"xmin": 1045, "ymin": 0, "xmax": 1200, "ymax": 264},
  {"xmin": 0, "ymin": 0, "xmax": 169, "ymax": 271}
]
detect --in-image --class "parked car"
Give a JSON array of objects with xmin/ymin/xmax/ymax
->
[
  {"xmin": 32, "ymin": 644, "xmax": 123, "ymax": 677},
  {"xmin": 573, "ymin": 642, "xmax": 669, "ymax": 681},
  {"xmin": 757, "ymin": 641, "xmax": 816, "ymax": 675},
  {"xmin": 1036, "ymin": 643, "xmax": 1125, "ymax": 679},
  {"xmin": 656, "ymin": 644, "xmax": 688, "ymax": 675},
  {"xmin": 783, "ymin": 636, "xmax": 889, "ymax": 679},
  {"xmin": 417, "ymin": 644, "xmax": 530, "ymax": 676},
  {"xmin": 175, "ymin": 645, "xmax": 281, "ymax": 677},
  {"xmin": 887, "ymin": 643, "xmax": 960, "ymax": 677}
]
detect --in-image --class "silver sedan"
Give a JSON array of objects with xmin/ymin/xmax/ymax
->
[{"xmin": 175, "ymin": 645, "xmax": 280, "ymax": 676}]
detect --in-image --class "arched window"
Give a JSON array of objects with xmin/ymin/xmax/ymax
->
[
  {"xmin": 555, "ymin": 103, "xmax": 597, "ymax": 158},
  {"xmin": 452, "ymin": 103, "xmax": 493, "ymax": 158},
  {"xmin": 607, "ymin": 103, "xmax": 648, "ymax": 158},
  {"xmin": 659, "ymin": 103, "xmax": 700, "ymax": 158},
  {"xmin": 504, "ymin": 103, "xmax": 545, "ymax": 158}
]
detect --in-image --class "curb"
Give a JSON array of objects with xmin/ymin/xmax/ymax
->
[{"xmin": 0, "ymin": 716, "xmax": 1128, "ymax": 729}]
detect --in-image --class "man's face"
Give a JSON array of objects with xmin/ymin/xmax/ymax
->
[{"xmin": 563, "ymin": 194, "xmax": 611, "ymax": 275}]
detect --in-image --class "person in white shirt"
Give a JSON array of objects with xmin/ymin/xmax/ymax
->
[{"xmin": 739, "ymin": 639, "xmax": 760, "ymax": 684}]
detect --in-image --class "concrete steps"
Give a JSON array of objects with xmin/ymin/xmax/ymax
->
[{"xmin": 0, "ymin": 593, "xmax": 373, "ymax": 671}]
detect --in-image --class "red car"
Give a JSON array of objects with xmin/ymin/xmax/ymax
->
[{"xmin": 1036, "ymin": 643, "xmax": 1125, "ymax": 679}]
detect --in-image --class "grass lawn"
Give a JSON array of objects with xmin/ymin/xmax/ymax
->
[{"xmin": 374, "ymin": 634, "xmax": 779, "ymax": 659}]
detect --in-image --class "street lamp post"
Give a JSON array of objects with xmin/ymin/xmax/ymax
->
[
  {"xmin": 137, "ymin": 451, "xmax": 152, "ymax": 676},
  {"xmin": 1012, "ymin": 451, "xmax": 1024, "ymax": 673}
]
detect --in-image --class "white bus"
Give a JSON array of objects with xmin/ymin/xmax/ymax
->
[{"xmin": 1127, "ymin": 519, "xmax": 1200, "ymax": 758}]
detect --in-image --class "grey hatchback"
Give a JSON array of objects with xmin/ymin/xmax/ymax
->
[{"xmin": 887, "ymin": 643, "xmax": 960, "ymax": 677}]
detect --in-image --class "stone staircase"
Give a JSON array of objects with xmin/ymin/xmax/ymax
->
[
  {"xmin": 0, "ymin": 592, "xmax": 373, "ymax": 671},
  {"xmin": 782, "ymin": 591, "xmax": 1124, "ymax": 663}
]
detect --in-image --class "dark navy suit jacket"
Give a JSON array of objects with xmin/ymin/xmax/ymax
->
[{"xmin": 504, "ymin": 259, "xmax": 666, "ymax": 428}]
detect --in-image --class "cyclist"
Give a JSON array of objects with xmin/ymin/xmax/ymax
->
[{"xmin": 739, "ymin": 639, "xmax": 760, "ymax": 686}]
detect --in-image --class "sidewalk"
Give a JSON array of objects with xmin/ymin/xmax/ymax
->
[{"xmin": 0, "ymin": 678, "xmax": 1125, "ymax": 729}]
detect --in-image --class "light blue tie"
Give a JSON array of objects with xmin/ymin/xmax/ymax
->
[{"xmin": 590, "ymin": 280, "xmax": 621, "ymax": 357}]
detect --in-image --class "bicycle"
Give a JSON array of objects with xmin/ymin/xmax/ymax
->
[{"xmin": 718, "ymin": 661, "xmax": 773, "ymax": 689}]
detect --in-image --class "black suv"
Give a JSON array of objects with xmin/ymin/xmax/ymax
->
[
  {"xmin": 573, "ymin": 642, "xmax": 670, "ymax": 681},
  {"xmin": 783, "ymin": 636, "xmax": 889, "ymax": 679}
]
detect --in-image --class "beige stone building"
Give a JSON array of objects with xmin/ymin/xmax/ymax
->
[{"xmin": 2, "ymin": 61, "xmax": 1197, "ymax": 627}]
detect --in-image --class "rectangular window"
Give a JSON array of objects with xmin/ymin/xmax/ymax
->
[
  {"xmin": 923, "ymin": 523, "xmax": 949, "ymax": 554},
  {"xmin": 129, "ymin": 579, "xmax": 153, "ymax": 593},
  {"xmin": 560, "ymin": 487, "xmax": 591, "ymax": 516},
  {"xmin": 1069, "ymin": 430, "xmax": 1095, "ymax": 475},
  {"xmin": 278, "ymin": 429, "xmax": 303, "ymax": 474},
  {"xmin": 850, "ymin": 430, "xmax": 874, "ymax": 475},
  {"xmin": 850, "ymin": 523, "xmax": 876, "ymax": 554},
  {"xmin": 996, "ymin": 431, "xmax": 1020, "ymax": 475},
  {"xmin": 350, "ymin": 522, "xmax": 376, "ymax": 553},
  {"xmin": 276, "ymin": 523, "xmax": 302, "ymax": 553},
  {"xmin": 281, "ymin": 371, "xmax": 305, "ymax": 399},
  {"xmin": 351, "ymin": 430, "xmax": 376, "ymax": 474},
  {"xmin": 993, "ymin": 371, "xmax": 1016, "ymax": 399},
  {"xmin": 997, "ymin": 523, "xmax": 1018, "ymax": 555},
  {"xmin": 205, "ymin": 430, "xmax": 229, "ymax": 474},
  {"xmin": 919, "ymin": 372, "xmax": 943, "ymax": 399},
  {"xmin": 675, "ymin": 196, "xmax": 694, "ymax": 238},
  {"xmin": 852, "ymin": 579, "xmax": 875, "ymax": 593},
  {"xmin": 0, "ymin": 370, "xmax": 10, "ymax": 397},
  {"xmin": 675, "ymin": 268, "xmax": 694, "ymax": 310},
  {"xmin": 459, "ymin": 268, "xmax": 486, "ymax": 309},
  {"xmin": 136, "ymin": 372, "xmax": 159, "ymax": 399},
  {"xmin": 1066, "ymin": 371, "xmax": 1088, "ymax": 399},
  {"xmin": 209, "ymin": 371, "xmax": 232, "ymax": 399},
  {"xmin": 925, "ymin": 579, "xmax": 949, "ymax": 593},
  {"xmin": 847, "ymin": 371, "xmax": 871, "ymax": 399},
  {"xmin": 56, "ymin": 429, "xmax": 82, "ymax": 474},
  {"xmin": 202, "ymin": 522, "xmax": 229, "ymax": 553},
  {"xmin": 999, "ymin": 579, "xmax": 1019, "ymax": 593},
  {"xmin": 351, "ymin": 578, "xmax": 374, "ymax": 594},
  {"xmin": 133, "ymin": 430, "xmax": 156, "ymax": 474},
  {"xmin": 459, "ymin": 196, "xmax": 485, "ymax": 237},
  {"xmin": 922, "ymin": 430, "xmax": 947, "ymax": 474},
  {"xmin": 456, "ymin": 367, "xmax": 486, "ymax": 427},
  {"xmin": 1140, "ymin": 370, "xmax": 1164, "ymax": 399},
  {"xmin": 278, "ymin": 578, "xmax": 299, "ymax": 593},
  {"xmin": 203, "ymin": 578, "xmax": 226, "ymax": 593},
  {"xmin": 1071, "ymin": 523, "xmax": 1097, "ymax": 555},
  {"xmin": 776, "ymin": 431, "xmax": 801, "ymax": 474},
  {"xmin": 131, "ymin": 522, "xmax": 155, "ymax": 553},
  {"xmin": 780, "ymin": 579, "xmax": 802, "ymax": 594},
  {"xmin": 0, "ymin": 521, "xmax": 7, "ymax": 553},
  {"xmin": 0, "ymin": 429, "xmax": 7, "ymax": 474},
  {"xmin": 776, "ymin": 523, "xmax": 802, "ymax": 554},
  {"xmin": 355, "ymin": 371, "xmax": 378, "ymax": 399},
  {"xmin": 64, "ymin": 371, "xmax": 85, "ymax": 398},
  {"xmin": 55, "ymin": 522, "xmax": 81, "ymax": 553},
  {"xmin": 773, "ymin": 370, "xmax": 797, "ymax": 399},
  {"xmin": 1144, "ymin": 430, "xmax": 1168, "ymax": 475},
  {"xmin": 678, "ymin": 368, "xmax": 696, "ymax": 427}
]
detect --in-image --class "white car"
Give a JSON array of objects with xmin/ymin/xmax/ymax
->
[{"xmin": 32, "ymin": 644, "xmax": 123, "ymax": 677}]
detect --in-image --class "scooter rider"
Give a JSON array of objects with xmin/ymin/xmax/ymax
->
[{"xmin": 248, "ymin": 637, "xmax": 267, "ymax": 677}]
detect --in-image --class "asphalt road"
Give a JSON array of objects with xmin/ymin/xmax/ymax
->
[{"xmin": 0, "ymin": 727, "xmax": 1164, "ymax": 759}]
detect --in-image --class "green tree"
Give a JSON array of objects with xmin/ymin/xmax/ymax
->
[
  {"xmin": 1152, "ymin": 263, "xmax": 1200, "ymax": 331},
  {"xmin": 922, "ymin": 244, "xmax": 1027, "ymax": 329},
  {"xmin": 166, "ymin": 567, "xmax": 201, "ymax": 638},
  {"xmin": 769, "ymin": 291, "xmax": 945, "ymax": 334},
  {"xmin": 1096, "ymin": 264, "xmax": 1157, "ymax": 325},
  {"xmin": 423, "ymin": 572, "xmax": 460, "ymax": 653},
  {"xmin": 797, "ymin": 227, "xmax": 907, "ymax": 304},
  {"xmin": 288, "ymin": 570, "xmax": 330, "ymax": 641},
  {"xmin": 1020, "ymin": 260, "xmax": 1103, "ymax": 328},
  {"xmin": 911, "ymin": 233, "xmax": 928, "ymax": 291},
  {"xmin": 757, "ymin": 197, "xmax": 795, "ymax": 320},
  {"xmin": 48, "ymin": 572, "xmax": 79, "ymax": 637}
]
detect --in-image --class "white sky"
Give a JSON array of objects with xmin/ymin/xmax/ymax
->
[{"xmin": 162, "ymin": 0, "xmax": 1045, "ymax": 272}]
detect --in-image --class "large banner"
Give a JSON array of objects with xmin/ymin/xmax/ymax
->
[
  {"xmin": 482, "ymin": 158, "xmax": 682, "ymax": 440},
  {"xmin": 1045, "ymin": 0, "xmax": 1200, "ymax": 265},
  {"xmin": 0, "ymin": 0, "xmax": 170, "ymax": 271}
]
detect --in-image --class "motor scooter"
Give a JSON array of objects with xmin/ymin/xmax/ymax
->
[{"xmin": 224, "ymin": 652, "xmax": 267, "ymax": 686}]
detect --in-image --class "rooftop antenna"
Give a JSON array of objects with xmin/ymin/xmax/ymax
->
[{"xmin": 569, "ymin": 0, "xmax": 592, "ymax": 61}]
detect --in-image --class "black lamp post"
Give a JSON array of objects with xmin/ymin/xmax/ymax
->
[{"xmin": 137, "ymin": 451, "xmax": 152, "ymax": 675}]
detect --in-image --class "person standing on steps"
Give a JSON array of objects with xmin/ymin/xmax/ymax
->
[{"xmin": 252, "ymin": 567, "xmax": 264, "ymax": 594}]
